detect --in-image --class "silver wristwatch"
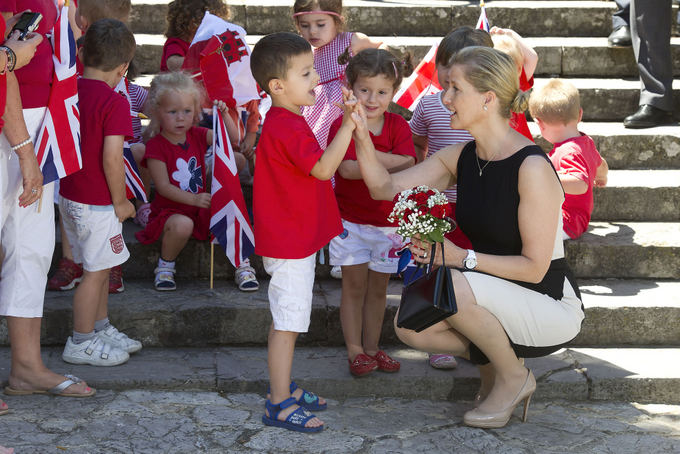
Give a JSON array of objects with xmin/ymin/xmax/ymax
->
[{"xmin": 463, "ymin": 249, "xmax": 477, "ymax": 270}]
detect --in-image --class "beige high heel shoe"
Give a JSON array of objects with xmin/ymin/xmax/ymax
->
[
  {"xmin": 464, "ymin": 369, "xmax": 536, "ymax": 428},
  {"xmin": 473, "ymin": 358, "xmax": 523, "ymax": 407}
]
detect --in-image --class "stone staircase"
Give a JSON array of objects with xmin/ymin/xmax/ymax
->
[{"xmin": 3, "ymin": 0, "xmax": 679, "ymax": 404}]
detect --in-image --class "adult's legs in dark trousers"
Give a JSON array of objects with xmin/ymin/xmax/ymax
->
[{"xmin": 611, "ymin": 0, "xmax": 630, "ymax": 29}]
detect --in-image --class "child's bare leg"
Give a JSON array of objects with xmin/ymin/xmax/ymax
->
[
  {"xmin": 267, "ymin": 325, "xmax": 323, "ymax": 428},
  {"xmin": 161, "ymin": 214, "xmax": 194, "ymax": 261},
  {"xmin": 339, "ymin": 264, "xmax": 369, "ymax": 361},
  {"xmin": 73, "ymin": 269, "xmax": 109, "ymax": 333},
  {"xmin": 59, "ymin": 216, "xmax": 75, "ymax": 261},
  {"xmin": 95, "ymin": 270, "xmax": 109, "ymax": 322},
  {"xmin": 361, "ymin": 270, "xmax": 391, "ymax": 356}
]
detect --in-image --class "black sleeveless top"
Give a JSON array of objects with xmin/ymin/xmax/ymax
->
[{"xmin": 456, "ymin": 141, "xmax": 580, "ymax": 301}]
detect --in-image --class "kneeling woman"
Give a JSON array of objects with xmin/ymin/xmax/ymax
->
[{"xmin": 350, "ymin": 46, "xmax": 584, "ymax": 428}]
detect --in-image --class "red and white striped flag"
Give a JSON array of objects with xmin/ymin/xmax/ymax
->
[
  {"xmin": 209, "ymin": 107, "xmax": 255, "ymax": 268},
  {"xmin": 35, "ymin": 2, "xmax": 82, "ymax": 184},
  {"xmin": 393, "ymin": 44, "xmax": 440, "ymax": 111},
  {"xmin": 393, "ymin": 4, "xmax": 492, "ymax": 111}
]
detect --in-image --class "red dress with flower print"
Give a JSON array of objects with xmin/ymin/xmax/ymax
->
[{"xmin": 135, "ymin": 126, "xmax": 211, "ymax": 243}]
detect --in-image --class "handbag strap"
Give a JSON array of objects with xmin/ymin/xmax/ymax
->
[{"xmin": 426, "ymin": 242, "xmax": 447, "ymax": 273}]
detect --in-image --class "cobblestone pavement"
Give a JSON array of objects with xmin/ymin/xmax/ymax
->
[{"xmin": 1, "ymin": 391, "xmax": 679, "ymax": 453}]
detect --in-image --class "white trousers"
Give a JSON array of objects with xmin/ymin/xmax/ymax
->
[{"xmin": 0, "ymin": 107, "xmax": 55, "ymax": 318}]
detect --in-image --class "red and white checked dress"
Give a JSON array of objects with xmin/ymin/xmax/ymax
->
[{"xmin": 302, "ymin": 32, "xmax": 353, "ymax": 149}]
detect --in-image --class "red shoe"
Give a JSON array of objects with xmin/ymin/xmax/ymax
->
[
  {"xmin": 109, "ymin": 265, "xmax": 125, "ymax": 294},
  {"xmin": 47, "ymin": 258, "xmax": 83, "ymax": 291},
  {"xmin": 371, "ymin": 350, "xmax": 401, "ymax": 373},
  {"xmin": 348, "ymin": 353, "xmax": 378, "ymax": 377}
]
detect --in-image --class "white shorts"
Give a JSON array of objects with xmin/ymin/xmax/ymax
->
[
  {"xmin": 263, "ymin": 253, "xmax": 316, "ymax": 333},
  {"xmin": 463, "ymin": 271, "xmax": 584, "ymax": 348},
  {"xmin": 562, "ymin": 229, "xmax": 571, "ymax": 240},
  {"xmin": 59, "ymin": 197, "xmax": 130, "ymax": 272},
  {"xmin": 0, "ymin": 107, "xmax": 55, "ymax": 318},
  {"xmin": 329, "ymin": 219, "xmax": 403, "ymax": 274}
]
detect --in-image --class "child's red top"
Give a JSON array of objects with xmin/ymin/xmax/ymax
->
[
  {"xmin": 549, "ymin": 133, "xmax": 603, "ymax": 239},
  {"xmin": 330, "ymin": 112, "xmax": 416, "ymax": 227},
  {"xmin": 253, "ymin": 106, "xmax": 342, "ymax": 259},
  {"xmin": 60, "ymin": 78, "xmax": 133, "ymax": 205}
]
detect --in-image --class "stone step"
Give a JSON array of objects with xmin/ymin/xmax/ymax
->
[
  {"xmin": 591, "ymin": 170, "xmax": 680, "ymax": 222},
  {"xmin": 131, "ymin": 0, "xmax": 672, "ymax": 38},
  {"xmin": 530, "ymin": 122, "xmax": 680, "ymax": 170},
  {"xmin": 3, "ymin": 278, "xmax": 677, "ymax": 347},
  {"xmin": 134, "ymin": 34, "xmax": 680, "ymax": 79},
  {"xmin": 567, "ymin": 222, "xmax": 680, "ymax": 279},
  {"xmin": 2, "ymin": 346, "xmax": 678, "ymax": 404}
]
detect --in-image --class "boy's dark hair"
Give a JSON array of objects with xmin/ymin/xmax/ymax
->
[
  {"xmin": 250, "ymin": 32, "xmax": 311, "ymax": 95},
  {"xmin": 79, "ymin": 0, "xmax": 132, "ymax": 23},
  {"xmin": 82, "ymin": 19, "xmax": 136, "ymax": 71},
  {"xmin": 165, "ymin": 0, "xmax": 230, "ymax": 40},
  {"xmin": 436, "ymin": 26, "xmax": 493, "ymax": 67},
  {"xmin": 345, "ymin": 48, "xmax": 413, "ymax": 91}
]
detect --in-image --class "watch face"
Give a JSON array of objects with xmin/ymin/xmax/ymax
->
[{"xmin": 465, "ymin": 257, "xmax": 476, "ymax": 269}]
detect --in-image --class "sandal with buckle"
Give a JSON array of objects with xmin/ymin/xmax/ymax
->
[
  {"xmin": 371, "ymin": 350, "xmax": 401, "ymax": 373},
  {"xmin": 266, "ymin": 381, "xmax": 327, "ymax": 411},
  {"xmin": 348, "ymin": 353, "xmax": 378, "ymax": 377},
  {"xmin": 154, "ymin": 267, "xmax": 176, "ymax": 291},
  {"xmin": 235, "ymin": 265, "xmax": 259, "ymax": 292},
  {"xmin": 262, "ymin": 397, "xmax": 323, "ymax": 433}
]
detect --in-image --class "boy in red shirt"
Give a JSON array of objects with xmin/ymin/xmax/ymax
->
[
  {"xmin": 58, "ymin": 19, "xmax": 141, "ymax": 366},
  {"xmin": 529, "ymin": 79, "xmax": 609, "ymax": 240},
  {"xmin": 250, "ymin": 32, "xmax": 357, "ymax": 433}
]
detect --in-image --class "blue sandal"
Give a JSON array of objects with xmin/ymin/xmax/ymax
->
[
  {"xmin": 266, "ymin": 381, "xmax": 327, "ymax": 411},
  {"xmin": 290, "ymin": 381, "xmax": 327, "ymax": 411},
  {"xmin": 262, "ymin": 397, "xmax": 324, "ymax": 433}
]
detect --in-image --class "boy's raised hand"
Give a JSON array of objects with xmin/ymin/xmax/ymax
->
[
  {"xmin": 350, "ymin": 102, "xmax": 369, "ymax": 140},
  {"xmin": 194, "ymin": 192, "xmax": 211, "ymax": 209}
]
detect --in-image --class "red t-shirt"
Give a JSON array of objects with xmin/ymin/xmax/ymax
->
[
  {"xmin": 160, "ymin": 37, "xmax": 190, "ymax": 72},
  {"xmin": 253, "ymin": 106, "xmax": 342, "ymax": 259},
  {"xmin": 549, "ymin": 133, "xmax": 603, "ymax": 239},
  {"xmin": 0, "ymin": 17, "xmax": 6, "ymax": 132},
  {"xmin": 329, "ymin": 112, "xmax": 416, "ymax": 226},
  {"xmin": 60, "ymin": 78, "xmax": 133, "ymax": 205},
  {"xmin": 143, "ymin": 126, "xmax": 210, "ymax": 211},
  {"xmin": 0, "ymin": 0, "xmax": 57, "ymax": 108},
  {"xmin": 510, "ymin": 68, "xmax": 534, "ymax": 141}
]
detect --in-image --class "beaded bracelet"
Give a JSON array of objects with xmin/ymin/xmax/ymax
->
[
  {"xmin": 10, "ymin": 137, "xmax": 32, "ymax": 152},
  {"xmin": 0, "ymin": 46, "xmax": 16, "ymax": 73}
]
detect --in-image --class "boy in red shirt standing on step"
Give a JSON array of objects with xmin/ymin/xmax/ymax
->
[
  {"xmin": 250, "ymin": 32, "xmax": 357, "ymax": 433},
  {"xmin": 529, "ymin": 79, "xmax": 609, "ymax": 240},
  {"xmin": 58, "ymin": 19, "xmax": 142, "ymax": 366}
]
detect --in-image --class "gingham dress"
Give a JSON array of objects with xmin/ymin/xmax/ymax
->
[{"xmin": 302, "ymin": 32, "xmax": 353, "ymax": 149}]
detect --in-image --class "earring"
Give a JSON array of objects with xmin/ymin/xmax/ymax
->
[{"xmin": 483, "ymin": 105, "xmax": 488, "ymax": 111}]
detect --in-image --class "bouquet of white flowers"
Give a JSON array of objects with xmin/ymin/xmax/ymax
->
[{"xmin": 388, "ymin": 186, "xmax": 454, "ymax": 243}]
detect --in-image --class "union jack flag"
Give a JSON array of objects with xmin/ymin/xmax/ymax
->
[
  {"xmin": 123, "ymin": 144, "xmax": 148, "ymax": 202},
  {"xmin": 35, "ymin": 3, "xmax": 82, "ymax": 184},
  {"xmin": 210, "ymin": 107, "xmax": 255, "ymax": 268},
  {"xmin": 115, "ymin": 77, "xmax": 148, "ymax": 202},
  {"xmin": 476, "ymin": 2, "xmax": 490, "ymax": 32}
]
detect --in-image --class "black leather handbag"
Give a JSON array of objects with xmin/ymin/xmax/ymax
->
[{"xmin": 397, "ymin": 242, "xmax": 457, "ymax": 332}]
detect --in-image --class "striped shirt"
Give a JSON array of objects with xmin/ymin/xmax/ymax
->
[
  {"xmin": 410, "ymin": 92, "xmax": 473, "ymax": 203},
  {"xmin": 128, "ymin": 82, "xmax": 148, "ymax": 144},
  {"xmin": 301, "ymin": 32, "xmax": 353, "ymax": 149}
]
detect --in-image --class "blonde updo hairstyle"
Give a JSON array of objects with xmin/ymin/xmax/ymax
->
[
  {"xmin": 449, "ymin": 46, "xmax": 530, "ymax": 119},
  {"xmin": 146, "ymin": 71, "xmax": 204, "ymax": 138}
]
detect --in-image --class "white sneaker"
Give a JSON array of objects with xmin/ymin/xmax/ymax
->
[
  {"xmin": 97, "ymin": 325, "xmax": 142, "ymax": 354},
  {"xmin": 62, "ymin": 336, "xmax": 129, "ymax": 366}
]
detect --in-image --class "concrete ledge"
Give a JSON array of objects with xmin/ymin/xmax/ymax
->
[
  {"xmin": 2, "ymin": 346, "xmax": 678, "ymax": 403},
  {"xmin": 4, "ymin": 278, "xmax": 679, "ymax": 348}
]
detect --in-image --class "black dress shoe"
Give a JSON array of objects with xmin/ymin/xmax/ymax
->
[
  {"xmin": 623, "ymin": 105, "xmax": 674, "ymax": 129},
  {"xmin": 608, "ymin": 25, "xmax": 631, "ymax": 47}
]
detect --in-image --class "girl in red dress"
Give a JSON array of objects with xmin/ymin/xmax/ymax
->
[{"xmin": 135, "ymin": 72, "xmax": 258, "ymax": 291}]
